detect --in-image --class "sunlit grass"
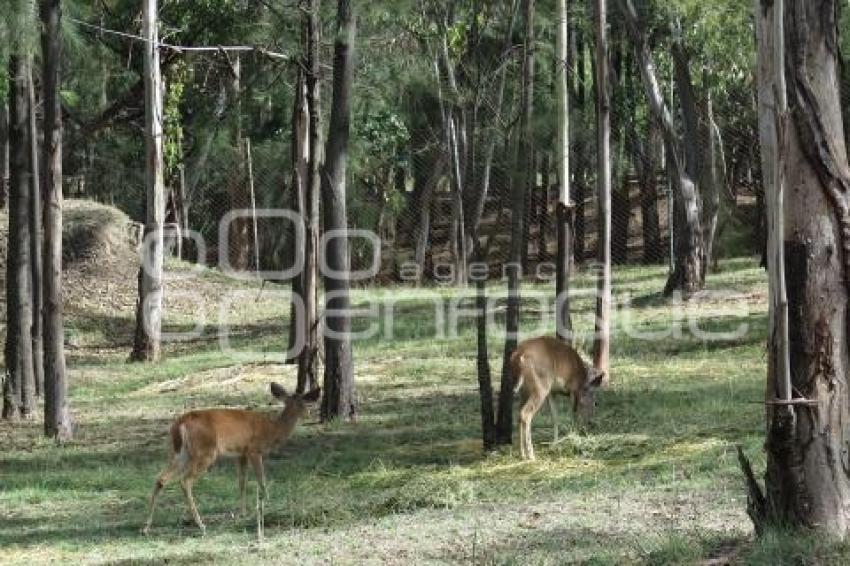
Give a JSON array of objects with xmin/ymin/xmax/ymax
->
[{"xmin": 4, "ymin": 257, "xmax": 849, "ymax": 563}]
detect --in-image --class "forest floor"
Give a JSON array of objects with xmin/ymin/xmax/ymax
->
[{"xmin": 1, "ymin": 203, "xmax": 849, "ymax": 564}]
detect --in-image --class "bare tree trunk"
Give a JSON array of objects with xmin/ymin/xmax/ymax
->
[
  {"xmin": 41, "ymin": 0, "xmax": 71, "ymax": 439},
  {"xmin": 297, "ymin": 0, "xmax": 323, "ymax": 394},
  {"xmin": 435, "ymin": 38, "xmax": 468, "ymax": 286},
  {"xmin": 130, "ymin": 0, "xmax": 165, "ymax": 362},
  {"xmin": 226, "ymin": 55, "xmax": 252, "ymax": 272},
  {"xmin": 414, "ymin": 153, "xmax": 446, "ymax": 281},
  {"xmin": 572, "ymin": 24, "xmax": 587, "ymax": 265},
  {"xmin": 555, "ymin": 0, "xmax": 572, "ymax": 343},
  {"xmin": 27, "ymin": 67, "xmax": 44, "ymax": 398},
  {"xmin": 702, "ymin": 89, "xmax": 723, "ymax": 272},
  {"xmin": 752, "ymin": 0, "xmax": 850, "ymax": 537},
  {"xmin": 591, "ymin": 0, "xmax": 611, "ymax": 374},
  {"xmin": 619, "ymin": 0, "xmax": 704, "ymax": 296},
  {"xmin": 611, "ymin": 181, "xmax": 630, "ymax": 264},
  {"xmin": 3, "ymin": 56, "xmax": 35, "ymax": 420},
  {"xmin": 245, "ymin": 139, "xmax": 259, "ymax": 271},
  {"xmin": 320, "ymin": 0, "xmax": 356, "ymax": 423},
  {"xmin": 287, "ymin": 67, "xmax": 309, "ymax": 365},
  {"xmin": 538, "ymin": 153, "xmax": 550, "ymax": 262},
  {"xmin": 637, "ymin": 121, "xmax": 663, "ymax": 263},
  {"xmin": 497, "ymin": 0, "xmax": 535, "ymax": 445},
  {"xmin": 671, "ymin": 38, "xmax": 701, "ymax": 186},
  {"xmin": 0, "ymin": 101, "xmax": 8, "ymax": 209},
  {"xmin": 475, "ymin": 241, "xmax": 496, "ymax": 451}
]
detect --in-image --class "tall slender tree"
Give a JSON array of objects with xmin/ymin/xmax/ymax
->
[
  {"xmin": 555, "ymin": 0, "xmax": 573, "ymax": 343},
  {"xmin": 320, "ymin": 0, "xmax": 356, "ymax": 422},
  {"xmin": 1, "ymin": 101, "xmax": 8, "ymax": 209},
  {"xmin": 592, "ymin": 0, "xmax": 611, "ymax": 374},
  {"xmin": 130, "ymin": 0, "xmax": 166, "ymax": 362},
  {"xmin": 41, "ymin": 0, "xmax": 71, "ymax": 440},
  {"xmin": 3, "ymin": 55, "xmax": 35, "ymax": 420},
  {"xmin": 497, "ymin": 0, "xmax": 535, "ymax": 445},
  {"xmin": 298, "ymin": 0, "xmax": 323, "ymax": 394},
  {"xmin": 27, "ymin": 66, "xmax": 44, "ymax": 398},
  {"xmin": 619, "ymin": 0, "xmax": 704, "ymax": 296}
]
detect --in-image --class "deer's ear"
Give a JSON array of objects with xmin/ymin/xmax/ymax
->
[
  {"xmin": 303, "ymin": 388, "xmax": 321, "ymax": 402},
  {"xmin": 270, "ymin": 382, "xmax": 289, "ymax": 399}
]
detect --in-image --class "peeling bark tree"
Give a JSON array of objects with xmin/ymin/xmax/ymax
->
[
  {"xmin": 619, "ymin": 0, "xmax": 704, "ymax": 296},
  {"xmin": 297, "ymin": 0, "xmax": 323, "ymax": 394},
  {"xmin": 286, "ymin": 66, "xmax": 309, "ymax": 366},
  {"xmin": 130, "ymin": 0, "xmax": 165, "ymax": 362},
  {"xmin": 750, "ymin": 0, "xmax": 850, "ymax": 537},
  {"xmin": 3, "ymin": 56, "xmax": 36, "ymax": 420},
  {"xmin": 320, "ymin": 0, "xmax": 356, "ymax": 422},
  {"xmin": 41, "ymin": 0, "xmax": 72, "ymax": 440}
]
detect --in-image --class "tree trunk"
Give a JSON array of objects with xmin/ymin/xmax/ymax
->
[
  {"xmin": 555, "ymin": 0, "xmax": 573, "ymax": 343},
  {"xmin": 297, "ymin": 0, "xmax": 322, "ymax": 394},
  {"xmin": 130, "ymin": 0, "xmax": 165, "ymax": 362},
  {"xmin": 619, "ymin": 0, "xmax": 704, "ymax": 296},
  {"xmin": 755, "ymin": 0, "xmax": 850, "ymax": 537},
  {"xmin": 41, "ymin": 0, "xmax": 71, "ymax": 439},
  {"xmin": 671, "ymin": 39, "xmax": 702, "ymax": 186},
  {"xmin": 287, "ymin": 67, "xmax": 309, "ymax": 366},
  {"xmin": 612, "ymin": 180, "xmax": 630, "ymax": 264},
  {"xmin": 701, "ymin": 89, "xmax": 723, "ymax": 272},
  {"xmin": 573, "ymin": 24, "xmax": 587, "ymax": 265},
  {"xmin": 538, "ymin": 153, "xmax": 550, "ymax": 262},
  {"xmin": 436, "ymin": 38, "xmax": 468, "ymax": 286},
  {"xmin": 497, "ymin": 0, "xmax": 535, "ymax": 446},
  {"xmin": 320, "ymin": 0, "xmax": 356, "ymax": 423},
  {"xmin": 27, "ymin": 66, "xmax": 44, "ymax": 398},
  {"xmin": 592, "ymin": 0, "xmax": 611, "ymax": 374},
  {"xmin": 226, "ymin": 55, "xmax": 252, "ymax": 272},
  {"xmin": 638, "ymin": 121, "xmax": 663, "ymax": 264},
  {"xmin": 414, "ymin": 152, "xmax": 446, "ymax": 282},
  {"xmin": 0, "ymin": 101, "xmax": 8, "ymax": 209},
  {"xmin": 3, "ymin": 56, "xmax": 35, "ymax": 420}
]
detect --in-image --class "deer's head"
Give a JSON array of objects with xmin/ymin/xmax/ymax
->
[
  {"xmin": 270, "ymin": 382, "xmax": 321, "ymax": 422},
  {"xmin": 576, "ymin": 366, "xmax": 605, "ymax": 422}
]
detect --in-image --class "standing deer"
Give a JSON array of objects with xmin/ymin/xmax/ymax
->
[
  {"xmin": 511, "ymin": 336, "xmax": 605, "ymax": 460},
  {"xmin": 142, "ymin": 383, "xmax": 320, "ymax": 535}
]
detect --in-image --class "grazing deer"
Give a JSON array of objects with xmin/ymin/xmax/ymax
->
[
  {"xmin": 511, "ymin": 336, "xmax": 605, "ymax": 460},
  {"xmin": 142, "ymin": 383, "xmax": 320, "ymax": 535}
]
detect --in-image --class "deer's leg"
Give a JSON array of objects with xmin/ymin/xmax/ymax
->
[
  {"xmin": 248, "ymin": 453, "xmax": 267, "ymax": 499},
  {"xmin": 548, "ymin": 396, "xmax": 559, "ymax": 443},
  {"xmin": 238, "ymin": 455, "xmax": 247, "ymax": 515},
  {"xmin": 519, "ymin": 393, "xmax": 543, "ymax": 461},
  {"xmin": 571, "ymin": 393, "xmax": 584, "ymax": 432},
  {"xmin": 517, "ymin": 389, "xmax": 530, "ymax": 459},
  {"xmin": 180, "ymin": 478, "xmax": 206, "ymax": 535},
  {"xmin": 142, "ymin": 459, "xmax": 179, "ymax": 535}
]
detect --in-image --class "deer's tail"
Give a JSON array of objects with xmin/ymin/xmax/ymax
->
[{"xmin": 510, "ymin": 350, "xmax": 527, "ymax": 393}]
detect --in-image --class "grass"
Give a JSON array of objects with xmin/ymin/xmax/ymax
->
[{"xmin": 2, "ymin": 256, "xmax": 848, "ymax": 564}]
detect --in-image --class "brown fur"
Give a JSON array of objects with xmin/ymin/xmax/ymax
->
[
  {"xmin": 142, "ymin": 384, "xmax": 319, "ymax": 535},
  {"xmin": 511, "ymin": 336, "xmax": 604, "ymax": 460}
]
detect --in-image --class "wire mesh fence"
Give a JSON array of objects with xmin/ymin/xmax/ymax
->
[{"xmin": 0, "ymin": 0, "xmax": 770, "ymax": 357}]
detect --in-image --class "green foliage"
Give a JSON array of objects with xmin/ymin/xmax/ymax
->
[{"xmin": 163, "ymin": 62, "xmax": 188, "ymax": 178}]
